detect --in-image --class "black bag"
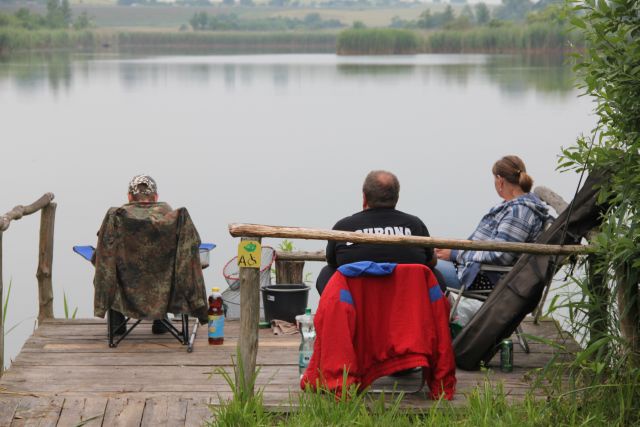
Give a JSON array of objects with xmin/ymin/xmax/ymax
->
[{"xmin": 453, "ymin": 171, "xmax": 608, "ymax": 370}]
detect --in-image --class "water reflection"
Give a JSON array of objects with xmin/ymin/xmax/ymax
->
[
  {"xmin": 0, "ymin": 52, "xmax": 575, "ymax": 97},
  {"xmin": 484, "ymin": 54, "xmax": 574, "ymax": 96},
  {"xmin": 0, "ymin": 52, "xmax": 73, "ymax": 95}
]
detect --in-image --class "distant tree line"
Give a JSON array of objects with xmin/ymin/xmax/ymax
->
[
  {"xmin": 116, "ymin": 0, "xmax": 421, "ymax": 7},
  {"xmin": 188, "ymin": 12, "xmax": 344, "ymax": 31},
  {"xmin": 0, "ymin": 0, "xmax": 92, "ymax": 30},
  {"xmin": 390, "ymin": 0, "xmax": 564, "ymax": 31}
]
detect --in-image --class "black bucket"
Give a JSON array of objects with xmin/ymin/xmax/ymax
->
[{"xmin": 261, "ymin": 284, "xmax": 310, "ymax": 324}]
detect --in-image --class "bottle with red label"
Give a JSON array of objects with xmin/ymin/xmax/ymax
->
[{"xmin": 208, "ymin": 287, "xmax": 224, "ymax": 345}]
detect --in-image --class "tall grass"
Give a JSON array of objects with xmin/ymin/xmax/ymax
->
[
  {"xmin": 207, "ymin": 362, "xmax": 640, "ymax": 426},
  {"xmin": 424, "ymin": 23, "xmax": 584, "ymax": 53},
  {"xmin": 337, "ymin": 28, "xmax": 419, "ymax": 55},
  {"xmin": 337, "ymin": 23, "xmax": 583, "ymax": 55},
  {"xmin": 0, "ymin": 28, "xmax": 97, "ymax": 53},
  {"xmin": 208, "ymin": 333, "xmax": 640, "ymax": 426},
  {"xmin": 63, "ymin": 290, "xmax": 78, "ymax": 320},
  {"xmin": 207, "ymin": 351, "xmax": 273, "ymax": 426},
  {"xmin": 117, "ymin": 31, "xmax": 336, "ymax": 52},
  {"xmin": 0, "ymin": 28, "xmax": 336, "ymax": 54}
]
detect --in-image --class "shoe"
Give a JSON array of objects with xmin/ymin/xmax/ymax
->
[
  {"xmin": 109, "ymin": 310, "xmax": 127, "ymax": 335},
  {"xmin": 152, "ymin": 317, "xmax": 169, "ymax": 334}
]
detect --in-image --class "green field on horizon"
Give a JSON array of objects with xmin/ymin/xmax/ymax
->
[{"xmin": 0, "ymin": 3, "xmax": 460, "ymax": 29}]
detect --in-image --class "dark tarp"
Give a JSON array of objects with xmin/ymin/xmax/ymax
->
[{"xmin": 453, "ymin": 171, "xmax": 608, "ymax": 370}]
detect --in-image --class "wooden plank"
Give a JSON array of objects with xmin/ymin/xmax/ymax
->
[
  {"xmin": 10, "ymin": 397, "xmax": 63, "ymax": 427},
  {"xmin": 184, "ymin": 398, "xmax": 211, "ymax": 427},
  {"xmin": 228, "ymin": 224, "xmax": 590, "ymax": 256},
  {"xmin": 140, "ymin": 398, "xmax": 189, "ymax": 427},
  {"xmin": 165, "ymin": 398, "xmax": 189, "ymax": 427},
  {"xmin": 56, "ymin": 397, "xmax": 106, "ymax": 427},
  {"xmin": 102, "ymin": 398, "xmax": 145, "ymax": 427},
  {"xmin": 55, "ymin": 399, "xmax": 82, "ymax": 427},
  {"xmin": 0, "ymin": 398, "xmax": 19, "ymax": 427},
  {"xmin": 140, "ymin": 398, "xmax": 167, "ymax": 427},
  {"xmin": 275, "ymin": 251, "xmax": 325, "ymax": 262},
  {"xmin": 0, "ymin": 365, "xmax": 300, "ymax": 387},
  {"xmin": 12, "ymin": 352, "xmax": 297, "ymax": 367}
]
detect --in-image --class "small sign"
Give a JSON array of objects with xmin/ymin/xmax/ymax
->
[{"xmin": 238, "ymin": 240, "xmax": 261, "ymax": 269}]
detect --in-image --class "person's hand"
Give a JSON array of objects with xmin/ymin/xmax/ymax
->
[{"xmin": 435, "ymin": 248, "xmax": 451, "ymax": 261}]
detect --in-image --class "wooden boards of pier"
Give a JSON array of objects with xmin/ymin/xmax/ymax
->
[{"xmin": 0, "ymin": 317, "xmax": 578, "ymax": 425}]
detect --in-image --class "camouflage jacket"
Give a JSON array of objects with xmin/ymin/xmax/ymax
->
[{"xmin": 93, "ymin": 202, "xmax": 208, "ymax": 323}]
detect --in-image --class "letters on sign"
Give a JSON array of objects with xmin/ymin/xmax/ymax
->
[{"xmin": 237, "ymin": 240, "xmax": 261, "ymax": 269}]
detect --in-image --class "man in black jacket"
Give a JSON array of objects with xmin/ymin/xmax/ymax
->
[{"xmin": 316, "ymin": 170, "xmax": 438, "ymax": 295}]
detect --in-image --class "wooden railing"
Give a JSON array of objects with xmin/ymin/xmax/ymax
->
[
  {"xmin": 228, "ymin": 222, "xmax": 592, "ymax": 395},
  {"xmin": 0, "ymin": 193, "xmax": 56, "ymax": 376}
]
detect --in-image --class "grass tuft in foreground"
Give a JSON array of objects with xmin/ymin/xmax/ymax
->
[{"xmin": 206, "ymin": 356, "xmax": 640, "ymax": 426}]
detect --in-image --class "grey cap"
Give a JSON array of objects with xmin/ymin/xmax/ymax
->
[{"xmin": 128, "ymin": 174, "xmax": 158, "ymax": 195}]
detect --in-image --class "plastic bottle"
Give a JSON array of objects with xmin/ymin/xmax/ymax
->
[
  {"xmin": 208, "ymin": 287, "xmax": 224, "ymax": 345},
  {"xmin": 295, "ymin": 308, "xmax": 315, "ymax": 376}
]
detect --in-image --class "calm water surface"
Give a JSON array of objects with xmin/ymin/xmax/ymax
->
[{"xmin": 0, "ymin": 52, "xmax": 594, "ymax": 365}]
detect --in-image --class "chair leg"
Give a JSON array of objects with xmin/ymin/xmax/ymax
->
[
  {"xmin": 448, "ymin": 288, "xmax": 464, "ymax": 322},
  {"xmin": 182, "ymin": 315, "xmax": 189, "ymax": 345},
  {"xmin": 108, "ymin": 317, "xmax": 142, "ymax": 348},
  {"xmin": 515, "ymin": 325, "xmax": 530, "ymax": 354},
  {"xmin": 107, "ymin": 310, "xmax": 115, "ymax": 348}
]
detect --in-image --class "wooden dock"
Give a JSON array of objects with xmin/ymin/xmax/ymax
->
[{"xmin": 0, "ymin": 317, "xmax": 577, "ymax": 426}]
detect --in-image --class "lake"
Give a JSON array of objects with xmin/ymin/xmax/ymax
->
[{"xmin": 0, "ymin": 51, "xmax": 594, "ymax": 366}]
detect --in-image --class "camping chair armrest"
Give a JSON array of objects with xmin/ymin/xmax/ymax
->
[{"xmin": 478, "ymin": 264, "xmax": 513, "ymax": 273}]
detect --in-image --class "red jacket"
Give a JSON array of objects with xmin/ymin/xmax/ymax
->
[{"xmin": 301, "ymin": 264, "xmax": 456, "ymax": 400}]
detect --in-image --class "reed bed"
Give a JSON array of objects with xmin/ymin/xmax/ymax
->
[
  {"xmin": 0, "ymin": 28, "xmax": 337, "ymax": 53},
  {"xmin": 424, "ymin": 23, "xmax": 583, "ymax": 53},
  {"xmin": 117, "ymin": 31, "xmax": 337, "ymax": 51},
  {"xmin": 337, "ymin": 28, "xmax": 419, "ymax": 55},
  {"xmin": 337, "ymin": 24, "xmax": 583, "ymax": 55},
  {"xmin": 0, "ymin": 28, "xmax": 96, "ymax": 52}
]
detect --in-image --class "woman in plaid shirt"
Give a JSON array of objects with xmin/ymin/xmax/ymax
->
[{"xmin": 435, "ymin": 155, "xmax": 551, "ymax": 290}]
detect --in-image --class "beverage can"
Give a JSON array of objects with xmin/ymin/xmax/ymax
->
[{"xmin": 500, "ymin": 339, "xmax": 513, "ymax": 372}]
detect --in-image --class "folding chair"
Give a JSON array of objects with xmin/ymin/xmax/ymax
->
[
  {"xmin": 106, "ymin": 309, "xmax": 191, "ymax": 348},
  {"xmin": 448, "ymin": 263, "xmax": 530, "ymax": 353},
  {"xmin": 74, "ymin": 243, "xmax": 215, "ymax": 350}
]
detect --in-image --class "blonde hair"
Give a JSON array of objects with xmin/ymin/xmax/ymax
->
[{"xmin": 492, "ymin": 155, "xmax": 534, "ymax": 193}]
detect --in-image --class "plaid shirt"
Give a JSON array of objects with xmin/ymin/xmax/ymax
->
[{"xmin": 451, "ymin": 193, "xmax": 550, "ymax": 266}]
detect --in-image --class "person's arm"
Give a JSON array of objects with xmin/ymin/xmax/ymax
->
[
  {"xmin": 326, "ymin": 239, "xmax": 338, "ymax": 268},
  {"xmin": 418, "ymin": 219, "xmax": 437, "ymax": 268},
  {"xmin": 325, "ymin": 219, "xmax": 343, "ymax": 268},
  {"xmin": 455, "ymin": 205, "xmax": 533, "ymax": 265}
]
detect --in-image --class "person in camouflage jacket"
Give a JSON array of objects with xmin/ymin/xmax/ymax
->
[{"xmin": 93, "ymin": 175, "xmax": 208, "ymax": 328}]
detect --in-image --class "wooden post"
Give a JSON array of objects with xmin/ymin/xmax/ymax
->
[
  {"xmin": 275, "ymin": 259, "xmax": 304, "ymax": 284},
  {"xmin": 0, "ymin": 231, "xmax": 4, "ymax": 377},
  {"xmin": 36, "ymin": 202, "xmax": 56, "ymax": 324},
  {"xmin": 237, "ymin": 236, "xmax": 262, "ymax": 396}
]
